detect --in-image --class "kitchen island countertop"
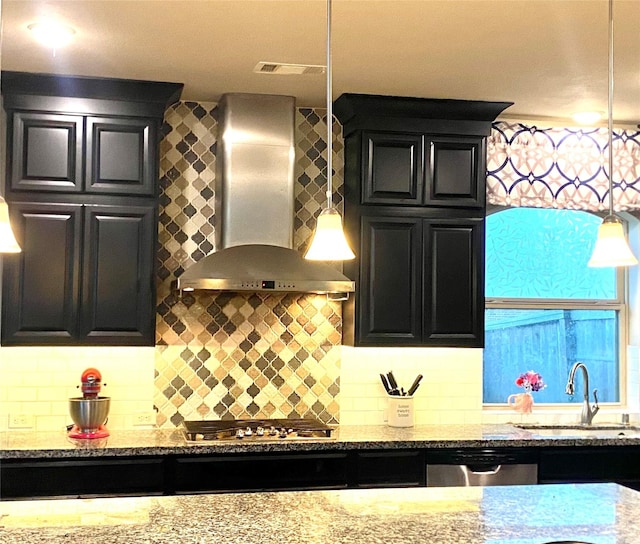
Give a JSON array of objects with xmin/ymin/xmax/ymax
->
[
  {"xmin": 1, "ymin": 482, "xmax": 638, "ymax": 543},
  {"xmin": 3, "ymin": 423, "xmax": 640, "ymax": 459}
]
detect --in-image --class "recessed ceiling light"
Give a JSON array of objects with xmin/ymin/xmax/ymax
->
[
  {"xmin": 572, "ymin": 111, "xmax": 603, "ymax": 125},
  {"xmin": 28, "ymin": 22, "xmax": 76, "ymax": 49}
]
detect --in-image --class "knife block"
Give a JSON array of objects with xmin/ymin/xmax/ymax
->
[{"xmin": 387, "ymin": 395, "xmax": 414, "ymax": 428}]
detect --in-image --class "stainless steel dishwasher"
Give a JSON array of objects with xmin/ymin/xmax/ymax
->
[{"xmin": 426, "ymin": 449, "xmax": 538, "ymax": 487}]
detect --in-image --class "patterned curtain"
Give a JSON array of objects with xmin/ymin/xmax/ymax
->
[{"xmin": 487, "ymin": 121, "xmax": 640, "ymax": 212}]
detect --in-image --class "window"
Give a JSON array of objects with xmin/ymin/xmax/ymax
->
[{"xmin": 483, "ymin": 207, "xmax": 624, "ymax": 405}]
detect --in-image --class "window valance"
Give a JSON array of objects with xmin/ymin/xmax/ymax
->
[{"xmin": 487, "ymin": 121, "xmax": 640, "ymax": 212}]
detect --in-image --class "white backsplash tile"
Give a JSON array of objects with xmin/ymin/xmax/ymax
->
[
  {"xmin": 339, "ymin": 346, "xmax": 484, "ymax": 426},
  {"xmin": 0, "ymin": 346, "xmax": 155, "ymax": 431},
  {"xmin": 1, "ymin": 341, "xmax": 638, "ymax": 431}
]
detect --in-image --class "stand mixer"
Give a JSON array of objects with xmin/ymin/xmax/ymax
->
[{"xmin": 68, "ymin": 367, "xmax": 110, "ymax": 439}]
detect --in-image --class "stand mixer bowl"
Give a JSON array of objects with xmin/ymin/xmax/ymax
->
[{"xmin": 69, "ymin": 397, "xmax": 110, "ymax": 432}]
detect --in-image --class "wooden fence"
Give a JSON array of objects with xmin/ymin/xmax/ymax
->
[{"xmin": 483, "ymin": 309, "xmax": 618, "ymax": 404}]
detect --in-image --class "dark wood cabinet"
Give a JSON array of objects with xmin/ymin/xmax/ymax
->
[
  {"xmin": 363, "ymin": 132, "xmax": 424, "ymax": 205},
  {"xmin": 86, "ymin": 116, "xmax": 156, "ymax": 196},
  {"xmin": 1, "ymin": 202, "xmax": 81, "ymax": 343},
  {"xmin": 1, "ymin": 457, "xmax": 166, "ymax": 499},
  {"xmin": 357, "ymin": 214, "xmax": 423, "ymax": 344},
  {"xmin": 10, "ymin": 112, "xmax": 84, "ymax": 192},
  {"xmin": 353, "ymin": 450, "xmax": 425, "ymax": 488},
  {"xmin": 361, "ymin": 132, "xmax": 484, "ymax": 208},
  {"xmin": 423, "ymin": 217, "xmax": 484, "ymax": 345},
  {"xmin": 10, "ymin": 113, "xmax": 156, "ymax": 196},
  {"xmin": 80, "ymin": 204, "xmax": 155, "ymax": 342},
  {"xmin": 2, "ymin": 201, "xmax": 156, "ymax": 345},
  {"xmin": 426, "ymin": 136, "xmax": 484, "ymax": 208},
  {"xmin": 539, "ymin": 447, "xmax": 640, "ymax": 491},
  {"xmin": 173, "ymin": 453, "xmax": 349, "ymax": 494},
  {"xmin": 336, "ymin": 93, "xmax": 510, "ymax": 347},
  {"xmin": 6, "ymin": 444, "xmax": 640, "ymax": 500},
  {"xmin": 1, "ymin": 449, "xmax": 423, "ymax": 499},
  {"xmin": 1, "ymin": 71, "xmax": 182, "ymax": 346},
  {"xmin": 352, "ymin": 212, "xmax": 484, "ymax": 346}
]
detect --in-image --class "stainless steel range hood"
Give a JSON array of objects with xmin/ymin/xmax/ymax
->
[{"xmin": 176, "ymin": 93, "xmax": 354, "ymax": 295}]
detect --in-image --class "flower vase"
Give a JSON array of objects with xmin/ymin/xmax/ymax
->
[{"xmin": 507, "ymin": 391, "xmax": 534, "ymax": 415}]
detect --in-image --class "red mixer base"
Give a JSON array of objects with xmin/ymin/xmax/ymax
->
[{"xmin": 67, "ymin": 425, "xmax": 110, "ymax": 439}]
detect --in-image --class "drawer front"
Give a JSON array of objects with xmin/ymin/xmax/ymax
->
[
  {"xmin": 174, "ymin": 453, "xmax": 349, "ymax": 493},
  {"xmin": 539, "ymin": 447, "xmax": 640, "ymax": 483},
  {"xmin": 1, "ymin": 458, "xmax": 165, "ymax": 499},
  {"xmin": 355, "ymin": 450, "xmax": 425, "ymax": 487}
]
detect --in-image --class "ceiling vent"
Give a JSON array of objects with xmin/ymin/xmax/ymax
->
[{"xmin": 253, "ymin": 61, "xmax": 325, "ymax": 75}]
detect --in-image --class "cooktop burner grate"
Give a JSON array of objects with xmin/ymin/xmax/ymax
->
[{"xmin": 182, "ymin": 418, "xmax": 335, "ymax": 442}]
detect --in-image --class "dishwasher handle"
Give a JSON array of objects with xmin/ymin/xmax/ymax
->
[{"xmin": 466, "ymin": 464, "xmax": 501, "ymax": 475}]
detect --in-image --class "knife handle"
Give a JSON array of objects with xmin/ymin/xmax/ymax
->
[
  {"xmin": 387, "ymin": 372, "xmax": 398, "ymax": 390},
  {"xmin": 407, "ymin": 374, "xmax": 423, "ymax": 396},
  {"xmin": 379, "ymin": 373, "xmax": 391, "ymax": 394}
]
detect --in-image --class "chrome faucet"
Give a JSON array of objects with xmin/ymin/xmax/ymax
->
[{"xmin": 565, "ymin": 362, "xmax": 599, "ymax": 425}]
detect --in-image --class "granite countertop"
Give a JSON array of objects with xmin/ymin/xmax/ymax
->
[
  {"xmin": 1, "ymin": 482, "xmax": 638, "ymax": 543},
  {"xmin": 2, "ymin": 423, "xmax": 640, "ymax": 459}
]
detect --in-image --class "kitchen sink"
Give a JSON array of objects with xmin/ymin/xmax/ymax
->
[{"xmin": 513, "ymin": 423, "xmax": 640, "ymax": 438}]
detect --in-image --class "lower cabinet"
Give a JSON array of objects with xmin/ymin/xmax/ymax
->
[
  {"xmin": 6, "ymin": 445, "xmax": 640, "ymax": 500},
  {"xmin": 173, "ymin": 453, "xmax": 349, "ymax": 493},
  {"xmin": 539, "ymin": 447, "xmax": 640, "ymax": 491},
  {"xmin": 0, "ymin": 457, "xmax": 166, "ymax": 499},
  {"xmin": 0, "ymin": 450, "xmax": 423, "ymax": 499},
  {"xmin": 353, "ymin": 450, "xmax": 425, "ymax": 488}
]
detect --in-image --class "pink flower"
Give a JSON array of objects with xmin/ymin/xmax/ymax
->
[{"xmin": 516, "ymin": 371, "xmax": 546, "ymax": 392}]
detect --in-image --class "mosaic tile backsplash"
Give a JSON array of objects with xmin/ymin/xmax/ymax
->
[{"xmin": 154, "ymin": 102, "xmax": 344, "ymax": 427}]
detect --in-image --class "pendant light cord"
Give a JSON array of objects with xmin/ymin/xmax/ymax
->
[
  {"xmin": 607, "ymin": 0, "xmax": 614, "ymax": 217},
  {"xmin": 325, "ymin": 0, "xmax": 333, "ymax": 210}
]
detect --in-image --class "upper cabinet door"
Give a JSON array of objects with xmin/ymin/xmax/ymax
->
[
  {"xmin": 1, "ymin": 202, "xmax": 82, "ymax": 345},
  {"xmin": 425, "ymin": 136, "xmax": 485, "ymax": 208},
  {"xmin": 422, "ymin": 217, "xmax": 484, "ymax": 346},
  {"xmin": 85, "ymin": 117, "xmax": 156, "ymax": 196},
  {"xmin": 80, "ymin": 204, "xmax": 156, "ymax": 345},
  {"xmin": 357, "ymin": 214, "xmax": 423, "ymax": 345},
  {"xmin": 10, "ymin": 112, "xmax": 84, "ymax": 193},
  {"xmin": 362, "ymin": 132, "xmax": 424, "ymax": 205}
]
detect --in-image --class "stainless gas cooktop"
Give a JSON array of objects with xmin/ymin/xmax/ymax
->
[{"xmin": 182, "ymin": 418, "xmax": 335, "ymax": 442}]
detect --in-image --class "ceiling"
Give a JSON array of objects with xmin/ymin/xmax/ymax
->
[{"xmin": 2, "ymin": 0, "xmax": 640, "ymax": 125}]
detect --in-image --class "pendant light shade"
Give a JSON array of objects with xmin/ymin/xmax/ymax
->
[
  {"xmin": 588, "ymin": 215, "xmax": 637, "ymax": 267},
  {"xmin": 587, "ymin": 0, "xmax": 637, "ymax": 268},
  {"xmin": 0, "ymin": 196, "xmax": 21, "ymax": 253},
  {"xmin": 304, "ymin": 207, "xmax": 355, "ymax": 260},
  {"xmin": 304, "ymin": 0, "xmax": 355, "ymax": 261}
]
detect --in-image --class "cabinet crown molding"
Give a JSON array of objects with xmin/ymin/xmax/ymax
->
[
  {"xmin": 334, "ymin": 93, "xmax": 513, "ymax": 137},
  {"xmin": 1, "ymin": 71, "xmax": 184, "ymax": 118}
]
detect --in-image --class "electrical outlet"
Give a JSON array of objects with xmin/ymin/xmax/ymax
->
[
  {"xmin": 9, "ymin": 413, "xmax": 35, "ymax": 429},
  {"xmin": 132, "ymin": 412, "xmax": 156, "ymax": 426}
]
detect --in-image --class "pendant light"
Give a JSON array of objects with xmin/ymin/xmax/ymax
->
[
  {"xmin": 588, "ymin": 0, "xmax": 637, "ymax": 267},
  {"xmin": 304, "ymin": 0, "xmax": 355, "ymax": 261},
  {"xmin": 0, "ymin": 197, "xmax": 21, "ymax": 253}
]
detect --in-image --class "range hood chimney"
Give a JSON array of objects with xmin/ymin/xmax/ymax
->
[{"xmin": 176, "ymin": 93, "xmax": 355, "ymax": 295}]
